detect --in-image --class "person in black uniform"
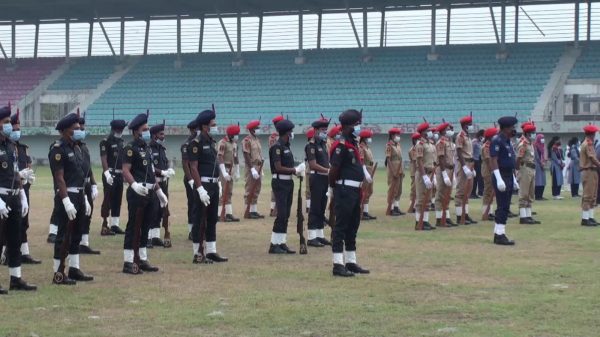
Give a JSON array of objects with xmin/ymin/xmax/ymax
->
[
  {"xmin": 49, "ymin": 112, "xmax": 94, "ymax": 285},
  {"xmin": 99, "ymin": 119, "xmax": 127, "ymax": 235},
  {"xmin": 329, "ymin": 109, "xmax": 370, "ymax": 277},
  {"xmin": 490, "ymin": 116, "xmax": 520, "ymax": 246},
  {"xmin": 9, "ymin": 111, "xmax": 41, "ymax": 264},
  {"xmin": 268, "ymin": 119, "xmax": 305, "ymax": 254},
  {"xmin": 147, "ymin": 122, "xmax": 175, "ymax": 248},
  {"xmin": 188, "ymin": 109, "xmax": 228, "ymax": 263},
  {"xmin": 77, "ymin": 115, "xmax": 101, "ymax": 255},
  {"xmin": 0, "ymin": 105, "xmax": 36, "ymax": 293},
  {"xmin": 121, "ymin": 113, "xmax": 167, "ymax": 274},
  {"xmin": 182, "ymin": 119, "xmax": 198, "ymax": 240},
  {"xmin": 306, "ymin": 118, "xmax": 332, "ymax": 248}
]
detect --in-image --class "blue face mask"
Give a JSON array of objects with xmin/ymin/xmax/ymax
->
[
  {"xmin": 2, "ymin": 123, "xmax": 12, "ymax": 136},
  {"xmin": 352, "ymin": 125, "xmax": 361, "ymax": 137},
  {"xmin": 319, "ymin": 132, "xmax": 327, "ymax": 141},
  {"xmin": 142, "ymin": 130, "xmax": 151, "ymax": 142},
  {"xmin": 72, "ymin": 129, "xmax": 86, "ymax": 141},
  {"xmin": 156, "ymin": 138, "xmax": 164, "ymax": 145},
  {"xmin": 9, "ymin": 130, "xmax": 20, "ymax": 142}
]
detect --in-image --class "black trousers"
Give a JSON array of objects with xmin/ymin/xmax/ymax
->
[
  {"xmin": 308, "ymin": 174, "xmax": 328, "ymax": 230},
  {"xmin": 123, "ymin": 187, "xmax": 153, "ymax": 250},
  {"xmin": 571, "ymin": 183, "xmax": 580, "ymax": 196},
  {"xmin": 191, "ymin": 182, "xmax": 219, "ymax": 244},
  {"xmin": 551, "ymin": 170, "xmax": 561, "ymax": 196},
  {"xmin": 150, "ymin": 181, "xmax": 168, "ymax": 230},
  {"xmin": 493, "ymin": 170, "xmax": 514, "ymax": 225},
  {"xmin": 272, "ymin": 179, "xmax": 294, "ymax": 234},
  {"xmin": 332, "ymin": 184, "xmax": 361, "ymax": 253},
  {"xmin": 20, "ymin": 184, "xmax": 30, "ymax": 243},
  {"xmin": 82, "ymin": 182, "xmax": 93, "ymax": 235},
  {"xmin": 53, "ymin": 191, "xmax": 85, "ymax": 259},
  {"xmin": 184, "ymin": 178, "xmax": 193, "ymax": 225},
  {"xmin": 100, "ymin": 173, "xmax": 123, "ymax": 218},
  {"xmin": 535, "ymin": 185, "xmax": 545, "ymax": 199},
  {"xmin": 472, "ymin": 160, "xmax": 483, "ymax": 196},
  {"xmin": 1, "ymin": 194, "xmax": 23, "ymax": 268}
]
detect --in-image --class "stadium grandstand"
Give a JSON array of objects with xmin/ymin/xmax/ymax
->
[{"xmin": 0, "ymin": 0, "xmax": 599, "ymax": 161}]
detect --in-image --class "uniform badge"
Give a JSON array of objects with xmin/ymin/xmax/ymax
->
[
  {"xmin": 276, "ymin": 149, "xmax": 281, "ymax": 155},
  {"xmin": 495, "ymin": 145, "xmax": 500, "ymax": 151},
  {"xmin": 101, "ymin": 146, "xmax": 106, "ymax": 151},
  {"xmin": 55, "ymin": 153, "xmax": 61, "ymax": 161},
  {"xmin": 192, "ymin": 147, "xmax": 198, "ymax": 154},
  {"xmin": 335, "ymin": 148, "xmax": 341, "ymax": 154},
  {"xmin": 127, "ymin": 149, "xmax": 133, "ymax": 157},
  {"xmin": 310, "ymin": 148, "xmax": 315, "ymax": 154},
  {"xmin": 143, "ymin": 160, "xmax": 148, "ymax": 166},
  {"xmin": 1, "ymin": 162, "xmax": 7, "ymax": 169},
  {"xmin": 154, "ymin": 159, "xmax": 158, "ymax": 165}
]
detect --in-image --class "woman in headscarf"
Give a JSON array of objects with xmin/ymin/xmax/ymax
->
[
  {"xmin": 567, "ymin": 137, "xmax": 581, "ymax": 197},
  {"xmin": 548, "ymin": 136, "xmax": 565, "ymax": 200},
  {"xmin": 534, "ymin": 133, "xmax": 547, "ymax": 200}
]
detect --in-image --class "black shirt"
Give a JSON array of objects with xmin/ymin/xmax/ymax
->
[
  {"xmin": 49, "ymin": 140, "xmax": 86, "ymax": 188},
  {"xmin": 188, "ymin": 133, "xmax": 218, "ymax": 178},
  {"xmin": 269, "ymin": 139, "xmax": 295, "ymax": 174},
  {"xmin": 490, "ymin": 133, "xmax": 516, "ymax": 171},
  {"xmin": 99, "ymin": 134, "xmax": 124, "ymax": 170},
  {"xmin": 15, "ymin": 142, "xmax": 31, "ymax": 171},
  {"xmin": 150, "ymin": 140, "xmax": 169, "ymax": 171},
  {"xmin": 78, "ymin": 141, "xmax": 92, "ymax": 180},
  {"xmin": 305, "ymin": 139, "xmax": 329, "ymax": 170},
  {"xmin": 122, "ymin": 138, "xmax": 155, "ymax": 184},
  {"xmin": 330, "ymin": 136, "xmax": 365, "ymax": 182},
  {"xmin": 0, "ymin": 138, "xmax": 19, "ymax": 189},
  {"xmin": 181, "ymin": 134, "xmax": 195, "ymax": 180}
]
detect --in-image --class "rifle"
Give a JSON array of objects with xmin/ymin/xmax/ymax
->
[
  {"xmin": 297, "ymin": 176, "xmax": 307, "ymax": 255},
  {"xmin": 361, "ymin": 162, "xmax": 377, "ymax": 214},
  {"xmin": 244, "ymin": 160, "xmax": 264, "ymax": 218},
  {"xmin": 53, "ymin": 216, "xmax": 78, "ymax": 282},
  {"xmin": 0, "ymin": 218, "xmax": 6, "ymax": 265},
  {"xmin": 220, "ymin": 166, "xmax": 233, "ymax": 222}
]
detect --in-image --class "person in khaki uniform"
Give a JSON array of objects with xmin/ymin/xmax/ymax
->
[
  {"xmin": 414, "ymin": 122, "xmax": 436, "ymax": 230},
  {"xmin": 434, "ymin": 122, "xmax": 457, "ymax": 227},
  {"xmin": 455, "ymin": 115, "xmax": 477, "ymax": 224},
  {"xmin": 407, "ymin": 132, "xmax": 420, "ymax": 213},
  {"xmin": 580, "ymin": 124, "xmax": 600, "ymax": 226},
  {"xmin": 359, "ymin": 129, "xmax": 376, "ymax": 220},
  {"xmin": 242, "ymin": 120, "xmax": 265, "ymax": 219},
  {"xmin": 218, "ymin": 124, "xmax": 241, "ymax": 222},
  {"xmin": 268, "ymin": 115, "xmax": 284, "ymax": 217},
  {"xmin": 304, "ymin": 128, "xmax": 315, "ymax": 213},
  {"xmin": 327, "ymin": 125, "xmax": 342, "ymax": 152},
  {"xmin": 385, "ymin": 128, "xmax": 404, "ymax": 216},
  {"xmin": 516, "ymin": 122, "xmax": 540, "ymax": 225},
  {"xmin": 481, "ymin": 126, "xmax": 498, "ymax": 221}
]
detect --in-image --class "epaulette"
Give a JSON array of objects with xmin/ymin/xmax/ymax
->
[{"xmin": 53, "ymin": 140, "xmax": 63, "ymax": 148}]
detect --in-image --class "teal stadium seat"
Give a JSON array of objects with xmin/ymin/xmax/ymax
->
[{"xmin": 49, "ymin": 57, "xmax": 117, "ymax": 91}]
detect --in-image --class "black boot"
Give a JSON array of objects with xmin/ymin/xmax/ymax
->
[
  {"xmin": 151, "ymin": 237, "xmax": 165, "ymax": 247},
  {"xmin": 529, "ymin": 217, "xmax": 541, "ymax": 224},
  {"xmin": 9, "ymin": 277, "xmax": 37, "ymax": 291},
  {"xmin": 193, "ymin": 254, "xmax": 213, "ymax": 264},
  {"xmin": 268, "ymin": 244, "xmax": 287, "ymax": 254},
  {"xmin": 53, "ymin": 271, "xmax": 77, "ymax": 285},
  {"xmin": 307, "ymin": 238, "xmax": 324, "ymax": 247},
  {"xmin": 225, "ymin": 214, "xmax": 240, "ymax": 222},
  {"xmin": 589, "ymin": 218, "xmax": 599, "ymax": 226},
  {"xmin": 146, "ymin": 240, "xmax": 154, "ymax": 249},
  {"xmin": 318, "ymin": 237, "xmax": 332, "ymax": 246},
  {"xmin": 422, "ymin": 222, "xmax": 436, "ymax": 230},
  {"xmin": 394, "ymin": 207, "xmax": 406, "ymax": 216},
  {"xmin": 100, "ymin": 225, "xmax": 115, "ymax": 236},
  {"xmin": 333, "ymin": 264, "xmax": 354, "ymax": 277},
  {"xmin": 346, "ymin": 263, "xmax": 370, "ymax": 274},
  {"xmin": 279, "ymin": 244, "xmax": 296, "ymax": 254},
  {"xmin": 111, "ymin": 226, "xmax": 125, "ymax": 235},
  {"xmin": 519, "ymin": 217, "xmax": 536, "ymax": 225},
  {"xmin": 250, "ymin": 212, "xmax": 265, "ymax": 219},
  {"xmin": 493, "ymin": 234, "xmax": 515, "ymax": 246},
  {"xmin": 79, "ymin": 245, "xmax": 101, "ymax": 255},
  {"xmin": 0, "ymin": 284, "xmax": 6, "ymax": 294},
  {"xmin": 68, "ymin": 267, "xmax": 94, "ymax": 281},
  {"xmin": 21, "ymin": 254, "xmax": 42, "ymax": 264},
  {"xmin": 206, "ymin": 253, "xmax": 229, "ymax": 262},
  {"xmin": 122, "ymin": 262, "xmax": 143, "ymax": 275},
  {"xmin": 139, "ymin": 260, "xmax": 159, "ymax": 272},
  {"xmin": 446, "ymin": 217, "xmax": 458, "ymax": 227},
  {"xmin": 465, "ymin": 214, "xmax": 477, "ymax": 224},
  {"xmin": 46, "ymin": 233, "xmax": 56, "ymax": 244},
  {"xmin": 581, "ymin": 219, "xmax": 596, "ymax": 227}
]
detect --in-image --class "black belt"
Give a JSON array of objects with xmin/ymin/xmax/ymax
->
[
  {"xmin": 425, "ymin": 168, "xmax": 435, "ymax": 174},
  {"xmin": 465, "ymin": 158, "xmax": 474, "ymax": 163},
  {"xmin": 444, "ymin": 164, "xmax": 454, "ymax": 170},
  {"xmin": 581, "ymin": 167, "xmax": 597, "ymax": 171},
  {"xmin": 525, "ymin": 163, "xmax": 536, "ymax": 169}
]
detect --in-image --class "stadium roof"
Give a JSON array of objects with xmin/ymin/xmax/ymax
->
[{"xmin": 0, "ymin": 0, "xmax": 592, "ymax": 22}]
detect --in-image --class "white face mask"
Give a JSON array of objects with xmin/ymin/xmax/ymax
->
[
  {"xmin": 366, "ymin": 138, "xmax": 372, "ymax": 144},
  {"xmin": 393, "ymin": 136, "xmax": 401, "ymax": 143},
  {"xmin": 540, "ymin": 138, "xmax": 545, "ymax": 144},
  {"xmin": 446, "ymin": 130, "xmax": 454, "ymax": 138},
  {"xmin": 426, "ymin": 131, "xmax": 433, "ymax": 139},
  {"xmin": 196, "ymin": 130, "xmax": 201, "ymax": 137},
  {"xmin": 289, "ymin": 132, "xmax": 295, "ymax": 140},
  {"xmin": 209, "ymin": 126, "xmax": 218, "ymax": 134},
  {"xmin": 467, "ymin": 125, "xmax": 474, "ymax": 133},
  {"xmin": 433, "ymin": 133, "xmax": 439, "ymax": 141},
  {"xmin": 233, "ymin": 135, "xmax": 239, "ymax": 141},
  {"xmin": 114, "ymin": 132, "xmax": 122, "ymax": 138},
  {"xmin": 254, "ymin": 129, "xmax": 261, "ymax": 135},
  {"xmin": 530, "ymin": 133, "xmax": 536, "ymax": 140}
]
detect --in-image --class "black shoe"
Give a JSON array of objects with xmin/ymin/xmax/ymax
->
[
  {"xmin": 100, "ymin": 226, "xmax": 115, "ymax": 236},
  {"xmin": 225, "ymin": 214, "xmax": 240, "ymax": 222},
  {"xmin": 465, "ymin": 214, "xmax": 477, "ymax": 224},
  {"xmin": 333, "ymin": 263, "xmax": 354, "ymax": 277},
  {"xmin": 422, "ymin": 222, "xmax": 436, "ymax": 230},
  {"xmin": 206, "ymin": 253, "xmax": 229, "ymax": 262},
  {"xmin": 53, "ymin": 272, "xmax": 77, "ymax": 285},
  {"xmin": 317, "ymin": 237, "xmax": 332, "ymax": 246},
  {"xmin": 193, "ymin": 254, "xmax": 213, "ymax": 264},
  {"xmin": 493, "ymin": 234, "xmax": 515, "ymax": 245},
  {"xmin": 111, "ymin": 226, "xmax": 125, "ymax": 235},
  {"xmin": 139, "ymin": 260, "xmax": 159, "ymax": 272},
  {"xmin": 469, "ymin": 195, "xmax": 480, "ymax": 199},
  {"xmin": 487, "ymin": 213, "xmax": 495, "ymax": 221},
  {"xmin": 79, "ymin": 245, "xmax": 101, "ymax": 255},
  {"xmin": 589, "ymin": 218, "xmax": 599, "ymax": 226},
  {"xmin": 0, "ymin": 285, "xmax": 6, "ymax": 294},
  {"xmin": 446, "ymin": 218, "xmax": 458, "ymax": 227},
  {"xmin": 146, "ymin": 240, "xmax": 154, "ymax": 249},
  {"xmin": 280, "ymin": 244, "xmax": 296, "ymax": 254},
  {"xmin": 21, "ymin": 254, "xmax": 42, "ymax": 264},
  {"xmin": 519, "ymin": 217, "xmax": 536, "ymax": 225},
  {"xmin": 532, "ymin": 211, "xmax": 538, "ymax": 215},
  {"xmin": 9, "ymin": 277, "xmax": 37, "ymax": 291},
  {"xmin": 393, "ymin": 207, "xmax": 406, "ymax": 216},
  {"xmin": 307, "ymin": 238, "xmax": 325, "ymax": 247},
  {"xmin": 47, "ymin": 234, "xmax": 56, "ymax": 244},
  {"xmin": 151, "ymin": 237, "xmax": 165, "ymax": 247},
  {"xmin": 250, "ymin": 212, "xmax": 265, "ymax": 219},
  {"xmin": 581, "ymin": 219, "xmax": 597, "ymax": 227},
  {"xmin": 529, "ymin": 217, "xmax": 541, "ymax": 224},
  {"xmin": 68, "ymin": 267, "xmax": 94, "ymax": 281},
  {"xmin": 507, "ymin": 212, "xmax": 517, "ymax": 218},
  {"xmin": 122, "ymin": 262, "xmax": 143, "ymax": 275},
  {"xmin": 390, "ymin": 207, "xmax": 401, "ymax": 216},
  {"xmin": 346, "ymin": 263, "xmax": 370, "ymax": 274},
  {"xmin": 457, "ymin": 216, "xmax": 470, "ymax": 225},
  {"xmin": 268, "ymin": 244, "xmax": 287, "ymax": 254},
  {"xmin": 362, "ymin": 212, "xmax": 377, "ymax": 220}
]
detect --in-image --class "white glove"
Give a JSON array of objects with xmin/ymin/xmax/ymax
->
[
  {"xmin": 161, "ymin": 168, "xmax": 176, "ymax": 179},
  {"xmin": 91, "ymin": 184, "xmax": 98, "ymax": 200},
  {"xmin": 27, "ymin": 173, "xmax": 36, "ymax": 185},
  {"xmin": 251, "ymin": 167, "xmax": 260, "ymax": 180},
  {"xmin": 104, "ymin": 170, "xmax": 114, "ymax": 185},
  {"xmin": 131, "ymin": 182, "xmax": 149, "ymax": 196},
  {"xmin": 513, "ymin": 174, "xmax": 520, "ymax": 190},
  {"xmin": 463, "ymin": 165, "xmax": 474, "ymax": 179},
  {"xmin": 219, "ymin": 164, "xmax": 231, "ymax": 181},
  {"xmin": 62, "ymin": 197, "xmax": 77, "ymax": 221},
  {"xmin": 234, "ymin": 164, "xmax": 240, "ymax": 181},
  {"xmin": 423, "ymin": 175, "xmax": 433, "ymax": 189},
  {"xmin": 442, "ymin": 171, "xmax": 452, "ymax": 187},
  {"xmin": 196, "ymin": 186, "xmax": 210, "ymax": 206},
  {"xmin": 218, "ymin": 181, "xmax": 223, "ymax": 198},
  {"xmin": 363, "ymin": 165, "xmax": 373, "ymax": 183},
  {"xmin": 19, "ymin": 189, "xmax": 28, "ymax": 217},
  {"xmin": 18, "ymin": 168, "xmax": 34, "ymax": 180},
  {"xmin": 84, "ymin": 195, "xmax": 92, "ymax": 216},
  {"xmin": 493, "ymin": 169, "xmax": 506, "ymax": 192},
  {"xmin": 326, "ymin": 187, "xmax": 333, "ymax": 198},
  {"xmin": 188, "ymin": 179, "xmax": 194, "ymax": 188},
  {"xmin": 295, "ymin": 162, "xmax": 306, "ymax": 177},
  {"xmin": 0, "ymin": 198, "xmax": 10, "ymax": 219},
  {"xmin": 156, "ymin": 188, "xmax": 169, "ymax": 208}
]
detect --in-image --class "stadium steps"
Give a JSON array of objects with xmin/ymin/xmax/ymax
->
[{"xmin": 17, "ymin": 60, "xmax": 69, "ymax": 111}]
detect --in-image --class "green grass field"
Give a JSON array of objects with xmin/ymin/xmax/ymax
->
[{"xmin": 1, "ymin": 166, "xmax": 598, "ymax": 337}]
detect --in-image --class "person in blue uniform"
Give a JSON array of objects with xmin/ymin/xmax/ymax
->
[
  {"xmin": 329, "ymin": 109, "xmax": 369, "ymax": 277},
  {"xmin": 181, "ymin": 119, "xmax": 198, "ymax": 240},
  {"xmin": 490, "ymin": 116, "xmax": 520, "ymax": 246}
]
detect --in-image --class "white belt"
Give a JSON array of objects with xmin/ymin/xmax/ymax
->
[
  {"xmin": 67, "ymin": 187, "xmax": 84, "ymax": 193},
  {"xmin": 156, "ymin": 177, "xmax": 166, "ymax": 183},
  {"xmin": 274, "ymin": 174, "xmax": 292, "ymax": 180},
  {"xmin": 201, "ymin": 177, "xmax": 219, "ymax": 183},
  {"xmin": 110, "ymin": 169, "xmax": 123, "ymax": 173},
  {"xmin": 0, "ymin": 187, "xmax": 19, "ymax": 195},
  {"xmin": 336, "ymin": 179, "xmax": 362, "ymax": 188},
  {"xmin": 310, "ymin": 170, "xmax": 329, "ymax": 176}
]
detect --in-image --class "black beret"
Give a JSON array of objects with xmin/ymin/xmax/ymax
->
[
  {"xmin": 128, "ymin": 113, "xmax": 148, "ymax": 130},
  {"xmin": 10, "ymin": 114, "xmax": 19, "ymax": 125},
  {"xmin": 0, "ymin": 106, "xmax": 11, "ymax": 120},
  {"xmin": 339, "ymin": 109, "xmax": 362, "ymax": 126},
  {"xmin": 110, "ymin": 119, "xmax": 127, "ymax": 130},
  {"xmin": 196, "ymin": 109, "xmax": 216, "ymax": 126},
  {"xmin": 311, "ymin": 118, "xmax": 330, "ymax": 129},
  {"xmin": 275, "ymin": 119, "xmax": 294, "ymax": 135},
  {"xmin": 187, "ymin": 119, "xmax": 198, "ymax": 129},
  {"xmin": 55, "ymin": 112, "xmax": 80, "ymax": 131},
  {"xmin": 150, "ymin": 123, "xmax": 165, "ymax": 135},
  {"xmin": 497, "ymin": 116, "xmax": 518, "ymax": 129}
]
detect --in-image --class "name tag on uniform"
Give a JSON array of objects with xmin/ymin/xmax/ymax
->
[
  {"xmin": 152, "ymin": 152, "xmax": 158, "ymax": 157},
  {"xmin": 68, "ymin": 152, "xmax": 74, "ymax": 157},
  {"xmin": 111, "ymin": 144, "xmax": 117, "ymax": 148},
  {"xmin": 140, "ymin": 152, "xmax": 146, "ymax": 157},
  {"xmin": 318, "ymin": 148, "xmax": 323, "ymax": 152},
  {"xmin": 203, "ymin": 146, "xmax": 210, "ymax": 150},
  {"xmin": 284, "ymin": 150, "xmax": 290, "ymax": 154},
  {"xmin": 0, "ymin": 150, "xmax": 5, "ymax": 155}
]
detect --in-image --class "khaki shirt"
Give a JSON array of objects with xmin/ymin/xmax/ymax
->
[
  {"xmin": 481, "ymin": 141, "xmax": 491, "ymax": 178},
  {"xmin": 456, "ymin": 130, "xmax": 473, "ymax": 160},
  {"xmin": 218, "ymin": 137, "xmax": 238, "ymax": 166},
  {"xmin": 516, "ymin": 136, "xmax": 534, "ymax": 166},
  {"xmin": 580, "ymin": 138, "xmax": 597, "ymax": 169},
  {"xmin": 385, "ymin": 141, "xmax": 403, "ymax": 176},
  {"xmin": 359, "ymin": 142, "xmax": 374, "ymax": 169},
  {"xmin": 242, "ymin": 134, "xmax": 263, "ymax": 167},
  {"xmin": 416, "ymin": 138, "xmax": 436, "ymax": 170},
  {"xmin": 436, "ymin": 136, "xmax": 455, "ymax": 169},
  {"xmin": 408, "ymin": 145, "xmax": 417, "ymax": 177},
  {"xmin": 268, "ymin": 133, "xmax": 279, "ymax": 148}
]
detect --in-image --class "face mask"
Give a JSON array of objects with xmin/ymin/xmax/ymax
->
[
  {"xmin": 156, "ymin": 138, "xmax": 164, "ymax": 145},
  {"xmin": 233, "ymin": 135, "xmax": 239, "ymax": 141},
  {"xmin": 141, "ymin": 130, "xmax": 151, "ymax": 142},
  {"xmin": 510, "ymin": 129, "xmax": 517, "ymax": 138},
  {"xmin": 319, "ymin": 132, "xmax": 327, "ymax": 141},
  {"xmin": 334, "ymin": 134, "xmax": 341, "ymax": 141},
  {"xmin": 73, "ymin": 129, "xmax": 86, "ymax": 141},
  {"xmin": 433, "ymin": 134, "xmax": 439, "ymax": 141},
  {"xmin": 353, "ymin": 125, "xmax": 361, "ymax": 137},
  {"xmin": 366, "ymin": 138, "xmax": 372, "ymax": 144},
  {"xmin": 209, "ymin": 126, "xmax": 218, "ymax": 134},
  {"xmin": 467, "ymin": 125, "xmax": 474, "ymax": 133},
  {"xmin": 114, "ymin": 132, "xmax": 122, "ymax": 138},
  {"xmin": 196, "ymin": 130, "xmax": 201, "ymax": 137},
  {"xmin": 2, "ymin": 123, "xmax": 12, "ymax": 136},
  {"xmin": 426, "ymin": 131, "xmax": 433, "ymax": 139},
  {"xmin": 446, "ymin": 130, "xmax": 455, "ymax": 138},
  {"xmin": 530, "ymin": 133, "xmax": 536, "ymax": 140},
  {"xmin": 393, "ymin": 136, "xmax": 401, "ymax": 143},
  {"xmin": 9, "ymin": 130, "xmax": 20, "ymax": 142},
  {"xmin": 289, "ymin": 132, "xmax": 295, "ymax": 140},
  {"xmin": 254, "ymin": 129, "xmax": 261, "ymax": 135},
  {"xmin": 540, "ymin": 138, "xmax": 545, "ymax": 144}
]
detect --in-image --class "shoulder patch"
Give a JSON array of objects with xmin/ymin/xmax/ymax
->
[
  {"xmin": 55, "ymin": 153, "xmax": 61, "ymax": 161},
  {"xmin": 276, "ymin": 148, "xmax": 281, "ymax": 155},
  {"xmin": 127, "ymin": 149, "xmax": 133, "ymax": 157},
  {"xmin": 192, "ymin": 146, "xmax": 198, "ymax": 154}
]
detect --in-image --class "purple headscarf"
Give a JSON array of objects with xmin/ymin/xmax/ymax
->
[{"xmin": 534, "ymin": 133, "xmax": 545, "ymax": 161}]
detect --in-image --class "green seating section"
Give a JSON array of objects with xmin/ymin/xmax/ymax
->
[
  {"xmin": 570, "ymin": 41, "xmax": 600, "ymax": 79},
  {"xmin": 49, "ymin": 57, "xmax": 116, "ymax": 90}
]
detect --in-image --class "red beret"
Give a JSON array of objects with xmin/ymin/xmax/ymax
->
[
  {"xmin": 246, "ymin": 120, "xmax": 260, "ymax": 130},
  {"xmin": 411, "ymin": 132, "xmax": 421, "ymax": 140},
  {"xmin": 226, "ymin": 124, "xmax": 240, "ymax": 136},
  {"xmin": 416, "ymin": 122, "xmax": 430, "ymax": 133},
  {"xmin": 484, "ymin": 127, "xmax": 498, "ymax": 138},
  {"xmin": 388, "ymin": 127, "xmax": 402, "ymax": 135},
  {"xmin": 522, "ymin": 123, "xmax": 536, "ymax": 133},
  {"xmin": 584, "ymin": 124, "xmax": 599, "ymax": 134},
  {"xmin": 306, "ymin": 128, "xmax": 315, "ymax": 139},
  {"xmin": 272, "ymin": 115, "xmax": 284, "ymax": 125},
  {"xmin": 436, "ymin": 122, "xmax": 450, "ymax": 132},
  {"xmin": 359, "ymin": 129, "xmax": 373, "ymax": 138},
  {"xmin": 460, "ymin": 116, "xmax": 473, "ymax": 125},
  {"xmin": 328, "ymin": 125, "xmax": 342, "ymax": 138}
]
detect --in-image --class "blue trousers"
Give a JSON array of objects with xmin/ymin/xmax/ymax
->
[{"xmin": 493, "ymin": 170, "xmax": 514, "ymax": 225}]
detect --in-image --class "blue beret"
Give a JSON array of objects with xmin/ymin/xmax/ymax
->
[
  {"xmin": 128, "ymin": 113, "xmax": 148, "ymax": 130},
  {"xmin": 275, "ymin": 119, "xmax": 294, "ymax": 134},
  {"xmin": 187, "ymin": 119, "xmax": 198, "ymax": 129},
  {"xmin": 339, "ymin": 109, "xmax": 362, "ymax": 126},
  {"xmin": 55, "ymin": 112, "xmax": 80, "ymax": 131},
  {"xmin": 497, "ymin": 116, "xmax": 518, "ymax": 129},
  {"xmin": 196, "ymin": 109, "xmax": 216, "ymax": 126},
  {"xmin": 150, "ymin": 123, "xmax": 165, "ymax": 135},
  {"xmin": 0, "ymin": 106, "xmax": 11, "ymax": 120},
  {"xmin": 110, "ymin": 119, "xmax": 127, "ymax": 129}
]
